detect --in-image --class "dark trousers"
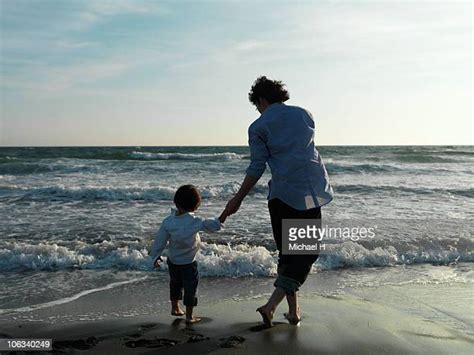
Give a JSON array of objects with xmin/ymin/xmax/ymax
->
[
  {"xmin": 268, "ymin": 198, "xmax": 321, "ymax": 294},
  {"xmin": 167, "ymin": 259, "xmax": 199, "ymax": 307}
]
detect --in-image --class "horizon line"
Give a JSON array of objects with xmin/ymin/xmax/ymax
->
[{"xmin": 0, "ymin": 144, "xmax": 472, "ymax": 148}]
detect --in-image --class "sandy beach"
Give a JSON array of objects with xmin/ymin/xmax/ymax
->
[
  {"xmin": 1, "ymin": 0, "xmax": 473, "ymax": 352},
  {"xmin": 1, "ymin": 273, "xmax": 473, "ymax": 354}
]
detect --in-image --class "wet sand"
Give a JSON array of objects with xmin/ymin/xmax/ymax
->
[{"xmin": 1, "ymin": 281, "xmax": 473, "ymax": 354}]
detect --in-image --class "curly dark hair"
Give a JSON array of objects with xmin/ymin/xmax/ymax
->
[
  {"xmin": 248, "ymin": 76, "xmax": 290, "ymax": 106},
  {"xmin": 174, "ymin": 184, "xmax": 201, "ymax": 212}
]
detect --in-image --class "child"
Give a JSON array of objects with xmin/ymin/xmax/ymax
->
[{"xmin": 151, "ymin": 184, "xmax": 225, "ymax": 324}]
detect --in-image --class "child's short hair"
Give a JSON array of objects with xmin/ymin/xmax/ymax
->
[{"xmin": 174, "ymin": 185, "xmax": 201, "ymax": 211}]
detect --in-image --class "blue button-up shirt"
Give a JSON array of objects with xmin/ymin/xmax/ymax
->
[{"xmin": 246, "ymin": 102, "xmax": 333, "ymax": 210}]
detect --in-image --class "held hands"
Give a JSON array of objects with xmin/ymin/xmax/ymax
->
[
  {"xmin": 219, "ymin": 175, "xmax": 256, "ymax": 222},
  {"xmin": 220, "ymin": 196, "xmax": 243, "ymax": 221}
]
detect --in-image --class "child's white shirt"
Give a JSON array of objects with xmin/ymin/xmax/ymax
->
[{"xmin": 151, "ymin": 208, "xmax": 222, "ymax": 266}]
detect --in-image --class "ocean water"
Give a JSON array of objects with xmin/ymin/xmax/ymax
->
[{"xmin": 0, "ymin": 146, "xmax": 473, "ymax": 318}]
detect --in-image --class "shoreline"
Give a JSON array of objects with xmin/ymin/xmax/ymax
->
[{"xmin": 1, "ymin": 276, "xmax": 473, "ymax": 354}]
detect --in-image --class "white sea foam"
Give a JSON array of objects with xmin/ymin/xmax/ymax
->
[
  {"xmin": 1, "ymin": 240, "xmax": 472, "ymax": 275},
  {"xmin": 129, "ymin": 151, "xmax": 246, "ymax": 161},
  {"xmin": 0, "ymin": 277, "xmax": 148, "ymax": 315}
]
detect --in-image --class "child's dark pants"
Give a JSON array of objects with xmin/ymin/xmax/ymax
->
[{"xmin": 167, "ymin": 259, "xmax": 199, "ymax": 307}]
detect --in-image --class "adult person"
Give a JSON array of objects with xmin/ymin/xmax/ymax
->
[{"xmin": 220, "ymin": 76, "xmax": 333, "ymax": 327}]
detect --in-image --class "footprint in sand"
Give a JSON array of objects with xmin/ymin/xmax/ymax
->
[
  {"xmin": 137, "ymin": 323, "xmax": 158, "ymax": 333},
  {"xmin": 125, "ymin": 323, "xmax": 159, "ymax": 338},
  {"xmin": 187, "ymin": 334, "xmax": 210, "ymax": 343},
  {"xmin": 138, "ymin": 323, "xmax": 158, "ymax": 330},
  {"xmin": 53, "ymin": 336, "xmax": 100, "ymax": 351},
  {"xmin": 219, "ymin": 335, "xmax": 246, "ymax": 348},
  {"xmin": 127, "ymin": 332, "xmax": 142, "ymax": 338},
  {"xmin": 124, "ymin": 338, "xmax": 180, "ymax": 348}
]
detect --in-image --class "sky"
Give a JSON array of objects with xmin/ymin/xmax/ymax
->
[{"xmin": 0, "ymin": 0, "xmax": 472, "ymax": 146}]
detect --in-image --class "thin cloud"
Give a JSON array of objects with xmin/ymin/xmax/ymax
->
[
  {"xmin": 55, "ymin": 40, "xmax": 99, "ymax": 49},
  {"xmin": 75, "ymin": 0, "xmax": 170, "ymax": 30},
  {"xmin": 3, "ymin": 60, "xmax": 134, "ymax": 93}
]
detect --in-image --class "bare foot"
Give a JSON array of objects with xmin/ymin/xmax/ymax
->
[
  {"xmin": 185, "ymin": 317, "xmax": 202, "ymax": 324},
  {"xmin": 283, "ymin": 312, "xmax": 301, "ymax": 325},
  {"xmin": 284, "ymin": 305, "xmax": 301, "ymax": 325},
  {"xmin": 256, "ymin": 306, "xmax": 273, "ymax": 328},
  {"xmin": 171, "ymin": 308, "xmax": 185, "ymax": 316}
]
